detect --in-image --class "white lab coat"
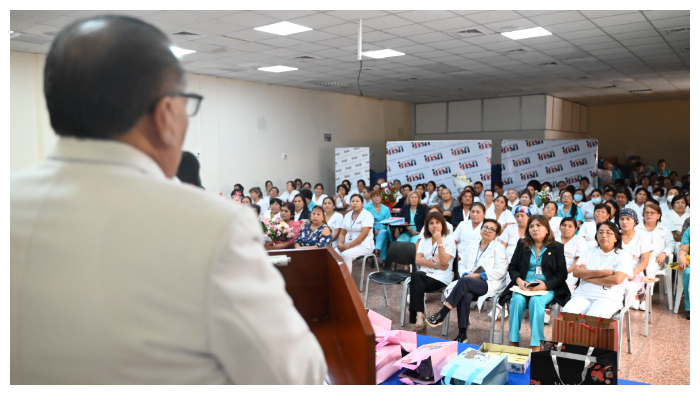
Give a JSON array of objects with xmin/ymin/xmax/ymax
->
[{"xmin": 10, "ymin": 138, "xmax": 326, "ymax": 384}]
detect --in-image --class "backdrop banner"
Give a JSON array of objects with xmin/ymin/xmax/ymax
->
[
  {"xmin": 335, "ymin": 147, "xmax": 370, "ymax": 189},
  {"xmin": 386, "ymin": 140, "xmax": 493, "ymax": 192},
  {"xmin": 500, "ymin": 139, "xmax": 599, "ymax": 192}
]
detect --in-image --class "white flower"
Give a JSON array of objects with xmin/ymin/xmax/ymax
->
[{"xmin": 381, "ymin": 182, "xmax": 388, "ymax": 188}]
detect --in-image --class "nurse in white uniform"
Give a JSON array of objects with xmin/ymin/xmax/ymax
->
[
  {"xmin": 322, "ymin": 197, "xmax": 344, "ymax": 248},
  {"xmin": 311, "ymin": 183, "xmax": 328, "ymax": 207},
  {"xmin": 280, "ymin": 181, "xmax": 299, "ymax": 203},
  {"xmin": 619, "ymin": 208, "xmax": 653, "ymax": 310},
  {"xmin": 335, "ymin": 194, "xmax": 374, "ymax": 274},
  {"xmin": 556, "ymin": 217, "xmax": 588, "ymax": 293},
  {"xmin": 486, "ymin": 196, "xmax": 516, "ymax": 234},
  {"xmin": 581, "ymin": 189, "xmax": 604, "ymax": 222},
  {"xmin": 423, "ymin": 181, "xmax": 441, "ymax": 206},
  {"xmin": 580, "ymin": 203, "xmax": 615, "ymax": 249},
  {"xmin": 563, "ymin": 222, "xmax": 635, "ymax": 318},
  {"xmin": 499, "ymin": 206, "xmax": 531, "ymax": 263},
  {"xmin": 454, "ymin": 203, "xmax": 486, "ymax": 258},
  {"xmin": 635, "ymin": 203, "xmax": 675, "ymax": 280}
]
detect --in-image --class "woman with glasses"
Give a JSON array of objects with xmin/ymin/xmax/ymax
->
[
  {"xmin": 426, "ymin": 219, "xmax": 508, "ymax": 343},
  {"xmin": 498, "ymin": 215, "xmax": 569, "ymax": 352},
  {"xmin": 557, "ymin": 190, "xmax": 584, "ymax": 228},
  {"xmin": 635, "ymin": 204, "xmax": 674, "ymax": 281},
  {"xmin": 563, "ymin": 221, "xmax": 634, "ymax": 318}
]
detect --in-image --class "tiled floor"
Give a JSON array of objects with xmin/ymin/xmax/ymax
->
[{"xmin": 351, "ymin": 260, "xmax": 691, "ymax": 385}]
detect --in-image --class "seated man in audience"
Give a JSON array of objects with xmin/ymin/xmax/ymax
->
[
  {"xmin": 493, "ymin": 181, "xmax": 504, "ymax": 199},
  {"xmin": 10, "ymin": 15, "xmax": 325, "ymax": 384},
  {"xmin": 474, "ymin": 181, "xmax": 485, "ymax": 200}
]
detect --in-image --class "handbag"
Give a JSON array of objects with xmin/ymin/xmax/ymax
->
[
  {"xmin": 530, "ymin": 341, "xmax": 617, "ymax": 385},
  {"xmin": 551, "ymin": 313, "xmax": 618, "ymax": 351}
]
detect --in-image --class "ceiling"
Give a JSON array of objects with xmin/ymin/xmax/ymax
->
[{"xmin": 10, "ymin": 10, "xmax": 690, "ymax": 105}]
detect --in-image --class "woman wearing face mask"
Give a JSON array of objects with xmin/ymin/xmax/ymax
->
[
  {"xmin": 499, "ymin": 215, "xmax": 569, "ymax": 351},
  {"xmin": 582, "ymin": 189, "xmax": 604, "ymax": 222},
  {"xmin": 563, "ymin": 222, "xmax": 634, "ymax": 318},
  {"xmin": 499, "ymin": 207, "xmax": 531, "ymax": 263},
  {"xmin": 506, "ymin": 188, "xmax": 520, "ymax": 209},
  {"xmin": 427, "ymin": 219, "xmax": 508, "ymax": 343},
  {"xmin": 627, "ymin": 188, "xmax": 650, "ymax": 220},
  {"xmin": 513, "ymin": 190, "xmax": 538, "ymax": 215},
  {"xmin": 662, "ymin": 195, "xmax": 690, "ymax": 243},
  {"xmin": 661, "ymin": 187, "xmax": 685, "ymax": 213},
  {"xmin": 557, "ymin": 190, "xmax": 584, "ymax": 228},
  {"xmin": 556, "ymin": 217, "xmax": 588, "ymax": 294},
  {"xmin": 543, "ymin": 201, "xmax": 562, "ymax": 238},
  {"xmin": 454, "ymin": 203, "xmax": 487, "ymax": 257},
  {"xmin": 336, "ymin": 194, "xmax": 375, "ymax": 274},
  {"xmin": 580, "ymin": 204, "xmax": 614, "ymax": 249},
  {"xmin": 364, "ymin": 190, "xmax": 391, "ymax": 262},
  {"xmin": 322, "ymin": 197, "xmax": 344, "ymax": 247},
  {"xmin": 295, "ymin": 206, "xmax": 333, "ymax": 249},
  {"xmin": 451, "ymin": 189, "xmax": 475, "ymax": 229},
  {"xmin": 397, "ymin": 191, "xmax": 427, "ymax": 244},
  {"xmin": 635, "ymin": 204, "xmax": 674, "ymax": 300},
  {"xmin": 265, "ymin": 202, "xmax": 303, "ymax": 250},
  {"xmin": 407, "ymin": 212, "xmax": 456, "ymax": 333},
  {"xmin": 486, "ymin": 196, "xmax": 515, "ymax": 234},
  {"xmin": 574, "ymin": 188, "xmax": 587, "ymax": 208},
  {"xmin": 424, "ymin": 181, "xmax": 440, "ymax": 206}
]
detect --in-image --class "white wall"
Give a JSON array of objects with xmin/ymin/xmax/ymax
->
[{"xmin": 10, "ymin": 51, "xmax": 412, "ymax": 195}]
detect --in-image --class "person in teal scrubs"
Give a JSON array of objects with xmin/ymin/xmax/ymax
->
[
  {"xmin": 364, "ymin": 190, "xmax": 391, "ymax": 261},
  {"xmin": 557, "ymin": 190, "xmax": 585, "ymax": 227},
  {"xmin": 679, "ymin": 227, "xmax": 690, "ymax": 319}
]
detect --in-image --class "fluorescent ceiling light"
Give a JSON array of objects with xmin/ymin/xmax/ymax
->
[
  {"xmin": 501, "ymin": 27, "xmax": 552, "ymax": 40},
  {"xmin": 361, "ymin": 49, "xmax": 405, "ymax": 59},
  {"xmin": 170, "ymin": 46, "xmax": 196, "ymax": 58},
  {"xmin": 258, "ymin": 65, "xmax": 298, "ymax": 73},
  {"xmin": 254, "ymin": 21, "xmax": 312, "ymax": 36},
  {"xmin": 10, "ymin": 30, "xmax": 13, "ymax": 34}
]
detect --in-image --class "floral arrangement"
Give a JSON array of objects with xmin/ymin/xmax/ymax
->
[
  {"xmin": 534, "ymin": 187, "xmax": 560, "ymax": 209},
  {"xmin": 260, "ymin": 217, "xmax": 295, "ymax": 242},
  {"xmin": 452, "ymin": 174, "xmax": 473, "ymax": 194},
  {"xmin": 380, "ymin": 182, "xmax": 397, "ymax": 207}
]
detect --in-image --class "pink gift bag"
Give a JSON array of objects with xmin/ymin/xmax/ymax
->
[
  {"xmin": 367, "ymin": 309, "xmax": 417, "ymax": 353},
  {"xmin": 375, "ymin": 344, "xmax": 402, "ymax": 384},
  {"xmin": 394, "ymin": 342, "xmax": 458, "ymax": 385}
]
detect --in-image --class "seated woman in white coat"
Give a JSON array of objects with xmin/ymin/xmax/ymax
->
[
  {"xmin": 626, "ymin": 188, "xmax": 650, "ymax": 220},
  {"xmin": 453, "ymin": 202, "xmax": 487, "ymax": 257},
  {"xmin": 556, "ymin": 217, "xmax": 588, "ymax": 293},
  {"xmin": 635, "ymin": 203, "xmax": 675, "ymax": 281},
  {"xmin": 262, "ymin": 198, "xmax": 283, "ymax": 221},
  {"xmin": 499, "ymin": 206, "xmax": 531, "ymax": 263},
  {"xmin": 580, "ymin": 203, "xmax": 615, "ymax": 249},
  {"xmin": 486, "ymin": 196, "xmax": 515, "ymax": 235},
  {"xmin": 310, "ymin": 183, "xmax": 328, "ymax": 207},
  {"xmin": 407, "ymin": 212, "xmax": 456, "ymax": 333},
  {"xmin": 663, "ymin": 195, "xmax": 690, "ymax": 242},
  {"xmin": 335, "ymin": 194, "xmax": 374, "ymax": 274},
  {"xmin": 426, "ymin": 219, "xmax": 508, "ymax": 343},
  {"xmin": 279, "ymin": 180, "xmax": 300, "ymax": 203},
  {"xmin": 563, "ymin": 221, "xmax": 635, "ymax": 318},
  {"xmin": 423, "ymin": 181, "xmax": 441, "ymax": 206},
  {"xmin": 542, "ymin": 201, "xmax": 562, "ymax": 239},
  {"xmin": 334, "ymin": 184, "xmax": 351, "ymax": 211},
  {"xmin": 618, "ymin": 208, "xmax": 653, "ymax": 310}
]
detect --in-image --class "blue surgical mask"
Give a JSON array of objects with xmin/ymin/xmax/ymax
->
[
  {"xmin": 574, "ymin": 194, "xmax": 583, "ymax": 202},
  {"xmin": 591, "ymin": 197, "xmax": 602, "ymax": 204}
]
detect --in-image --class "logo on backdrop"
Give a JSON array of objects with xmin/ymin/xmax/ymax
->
[
  {"xmin": 406, "ymin": 173, "xmax": 425, "ymax": 182},
  {"xmin": 570, "ymin": 158, "xmax": 588, "ymax": 168},
  {"xmin": 503, "ymin": 177, "xmax": 514, "ymax": 186},
  {"xmin": 432, "ymin": 167, "xmax": 452, "ymax": 177},
  {"xmin": 537, "ymin": 151, "xmax": 556, "ymax": 161},
  {"xmin": 512, "ymin": 157, "xmax": 531, "ymax": 167},
  {"xmin": 412, "ymin": 142, "xmax": 430, "ymax": 149},
  {"xmin": 362, "ymin": 153, "xmax": 369, "ymax": 157},
  {"xmin": 398, "ymin": 159, "xmax": 417, "ymax": 169},
  {"xmin": 562, "ymin": 144, "xmax": 580, "ymax": 154},
  {"xmin": 565, "ymin": 175, "xmax": 583, "ymax": 184},
  {"xmin": 451, "ymin": 146, "xmax": 471, "ymax": 156},
  {"xmin": 335, "ymin": 151, "xmax": 339, "ymax": 156},
  {"xmin": 351, "ymin": 156, "xmax": 357, "ymax": 160},
  {"xmin": 478, "ymin": 142, "xmax": 492, "ymax": 150},
  {"xmin": 459, "ymin": 160, "xmax": 479, "ymax": 170},
  {"xmin": 344, "ymin": 174, "xmax": 351, "ymax": 178},
  {"xmin": 586, "ymin": 140, "xmax": 599, "ymax": 148},
  {"xmin": 502, "ymin": 143, "xmax": 519, "ymax": 153},
  {"xmin": 480, "ymin": 173, "xmax": 492, "ymax": 181},
  {"xmin": 526, "ymin": 140, "xmax": 544, "ymax": 148},
  {"xmin": 386, "ymin": 146, "xmax": 404, "ymax": 155},
  {"xmin": 355, "ymin": 163, "xmax": 363, "ymax": 167},
  {"xmin": 501, "ymin": 164, "xmax": 506, "ymax": 171},
  {"xmin": 345, "ymin": 166, "xmax": 352, "ymax": 170},
  {"xmin": 342, "ymin": 159, "xmax": 348, "ymax": 163},
  {"xmin": 336, "ymin": 168, "xmax": 341, "ymax": 173},
  {"xmin": 520, "ymin": 171, "xmax": 539, "ymax": 181},
  {"xmin": 344, "ymin": 149, "xmax": 350, "ymax": 153},
  {"xmin": 546, "ymin": 164, "xmax": 564, "ymax": 174},
  {"xmin": 424, "ymin": 153, "xmax": 443, "ymax": 163},
  {"xmin": 354, "ymin": 172, "xmax": 361, "ymax": 176},
  {"xmin": 486, "ymin": 156, "xmax": 491, "ymax": 165}
]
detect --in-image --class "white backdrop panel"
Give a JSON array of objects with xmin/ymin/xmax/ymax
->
[
  {"xmin": 386, "ymin": 140, "xmax": 493, "ymax": 192},
  {"xmin": 335, "ymin": 147, "xmax": 370, "ymax": 189},
  {"xmin": 500, "ymin": 139, "xmax": 599, "ymax": 192}
]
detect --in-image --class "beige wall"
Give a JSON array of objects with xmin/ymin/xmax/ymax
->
[
  {"xmin": 10, "ymin": 51, "xmax": 412, "ymax": 194},
  {"xmin": 588, "ymin": 99, "xmax": 690, "ymax": 175}
]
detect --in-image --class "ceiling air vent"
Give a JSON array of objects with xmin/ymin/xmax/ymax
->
[
  {"xmin": 599, "ymin": 85, "xmax": 617, "ymax": 89},
  {"xmin": 171, "ymin": 31, "xmax": 202, "ymax": 37},
  {"xmin": 667, "ymin": 27, "xmax": 689, "ymax": 34},
  {"xmin": 538, "ymin": 62, "xmax": 558, "ymax": 67},
  {"xmin": 315, "ymin": 81, "xmax": 348, "ymax": 87},
  {"xmin": 629, "ymin": 89, "xmax": 653, "ymax": 94},
  {"xmin": 578, "ymin": 76, "xmax": 590, "ymax": 80},
  {"xmin": 502, "ymin": 48, "xmax": 528, "ymax": 54},
  {"xmin": 295, "ymin": 55, "xmax": 319, "ymax": 60},
  {"xmin": 448, "ymin": 28, "xmax": 487, "ymax": 38},
  {"xmin": 406, "ymin": 77, "xmax": 419, "ymax": 81}
]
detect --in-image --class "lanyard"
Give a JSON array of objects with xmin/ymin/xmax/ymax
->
[
  {"xmin": 475, "ymin": 242, "xmax": 489, "ymax": 268},
  {"xmin": 350, "ymin": 212, "xmax": 360, "ymax": 228}
]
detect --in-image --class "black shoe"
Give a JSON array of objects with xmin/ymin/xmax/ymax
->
[
  {"xmin": 453, "ymin": 333, "xmax": 468, "ymax": 343},
  {"xmin": 687, "ymin": 312, "xmax": 690, "ymax": 320},
  {"xmin": 426, "ymin": 311, "xmax": 446, "ymax": 327}
]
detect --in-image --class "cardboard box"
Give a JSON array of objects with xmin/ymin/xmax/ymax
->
[{"xmin": 478, "ymin": 343, "xmax": 532, "ymax": 374}]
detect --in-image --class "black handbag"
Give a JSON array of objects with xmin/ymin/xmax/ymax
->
[{"xmin": 530, "ymin": 341, "xmax": 617, "ymax": 385}]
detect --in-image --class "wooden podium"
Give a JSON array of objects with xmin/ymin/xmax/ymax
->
[{"xmin": 269, "ymin": 246, "xmax": 375, "ymax": 385}]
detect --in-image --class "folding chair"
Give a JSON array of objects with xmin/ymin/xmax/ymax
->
[{"xmin": 364, "ymin": 242, "xmax": 414, "ymax": 308}]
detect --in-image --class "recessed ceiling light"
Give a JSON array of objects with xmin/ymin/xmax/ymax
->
[
  {"xmin": 254, "ymin": 21, "xmax": 312, "ymax": 36},
  {"xmin": 501, "ymin": 27, "xmax": 552, "ymax": 40},
  {"xmin": 10, "ymin": 30, "xmax": 13, "ymax": 34},
  {"xmin": 362, "ymin": 49, "xmax": 405, "ymax": 59},
  {"xmin": 170, "ymin": 46, "xmax": 196, "ymax": 58},
  {"xmin": 258, "ymin": 65, "xmax": 298, "ymax": 73}
]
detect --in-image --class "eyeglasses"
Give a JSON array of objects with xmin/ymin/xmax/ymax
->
[
  {"xmin": 597, "ymin": 230, "xmax": 615, "ymax": 237},
  {"xmin": 482, "ymin": 227, "xmax": 497, "ymax": 234},
  {"xmin": 171, "ymin": 92, "xmax": 204, "ymax": 117}
]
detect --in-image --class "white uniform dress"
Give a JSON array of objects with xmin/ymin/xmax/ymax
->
[
  {"xmin": 453, "ymin": 220, "xmax": 484, "ymax": 257},
  {"xmin": 562, "ymin": 247, "xmax": 634, "ymax": 318},
  {"xmin": 417, "ymin": 234, "xmax": 456, "ymax": 286},
  {"xmin": 556, "ymin": 234, "xmax": 588, "ymax": 293},
  {"xmin": 326, "ymin": 212, "xmax": 344, "ymax": 248},
  {"xmin": 634, "ymin": 223, "xmax": 675, "ymax": 278},
  {"xmin": 620, "ymin": 231, "xmax": 653, "ymax": 295},
  {"xmin": 334, "ymin": 195, "xmax": 351, "ymax": 209},
  {"xmin": 549, "ymin": 217, "xmax": 563, "ymax": 238},
  {"xmin": 280, "ymin": 190, "xmax": 299, "ymax": 203},
  {"xmin": 310, "ymin": 194, "xmax": 328, "ymax": 206},
  {"xmin": 626, "ymin": 201, "xmax": 645, "ymax": 221},
  {"xmin": 252, "ymin": 197, "xmax": 270, "ymax": 213},
  {"xmin": 335, "ymin": 209, "xmax": 375, "ymax": 273},
  {"xmin": 580, "ymin": 221, "xmax": 600, "ymax": 249},
  {"xmin": 423, "ymin": 191, "xmax": 440, "ymax": 206},
  {"xmin": 486, "ymin": 209, "xmax": 516, "ymax": 230},
  {"xmin": 581, "ymin": 200, "xmax": 597, "ymax": 222},
  {"xmin": 498, "ymin": 224, "xmax": 524, "ymax": 263}
]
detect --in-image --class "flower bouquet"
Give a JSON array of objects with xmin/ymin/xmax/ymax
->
[
  {"xmin": 261, "ymin": 217, "xmax": 295, "ymax": 242},
  {"xmin": 534, "ymin": 187, "xmax": 560, "ymax": 209},
  {"xmin": 452, "ymin": 174, "xmax": 473, "ymax": 194},
  {"xmin": 380, "ymin": 182, "xmax": 397, "ymax": 207}
]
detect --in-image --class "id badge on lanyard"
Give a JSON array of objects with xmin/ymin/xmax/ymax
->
[
  {"xmin": 535, "ymin": 265, "xmax": 543, "ymax": 276},
  {"xmin": 348, "ymin": 214, "xmax": 360, "ymax": 242}
]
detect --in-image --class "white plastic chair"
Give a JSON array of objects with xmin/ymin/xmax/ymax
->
[
  {"xmin": 674, "ymin": 271, "xmax": 685, "ymax": 314},
  {"xmin": 614, "ymin": 288, "xmax": 636, "ymax": 370},
  {"xmin": 358, "ymin": 253, "xmax": 378, "ymax": 292},
  {"xmin": 645, "ymin": 254, "xmax": 674, "ymax": 336}
]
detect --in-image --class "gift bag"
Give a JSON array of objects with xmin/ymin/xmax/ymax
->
[
  {"xmin": 440, "ymin": 348, "xmax": 510, "ymax": 385},
  {"xmin": 531, "ymin": 341, "xmax": 617, "ymax": 385},
  {"xmin": 368, "ymin": 309, "xmax": 416, "ymax": 353},
  {"xmin": 375, "ymin": 344, "xmax": 402, "ymax": 384},
  {"xmin": 551, "ymin": 313, "xmax": 619, "ymax": 352},
  {"xmin": 394, "ymin": 342, "xmax": 458, "ymax": 385}
]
